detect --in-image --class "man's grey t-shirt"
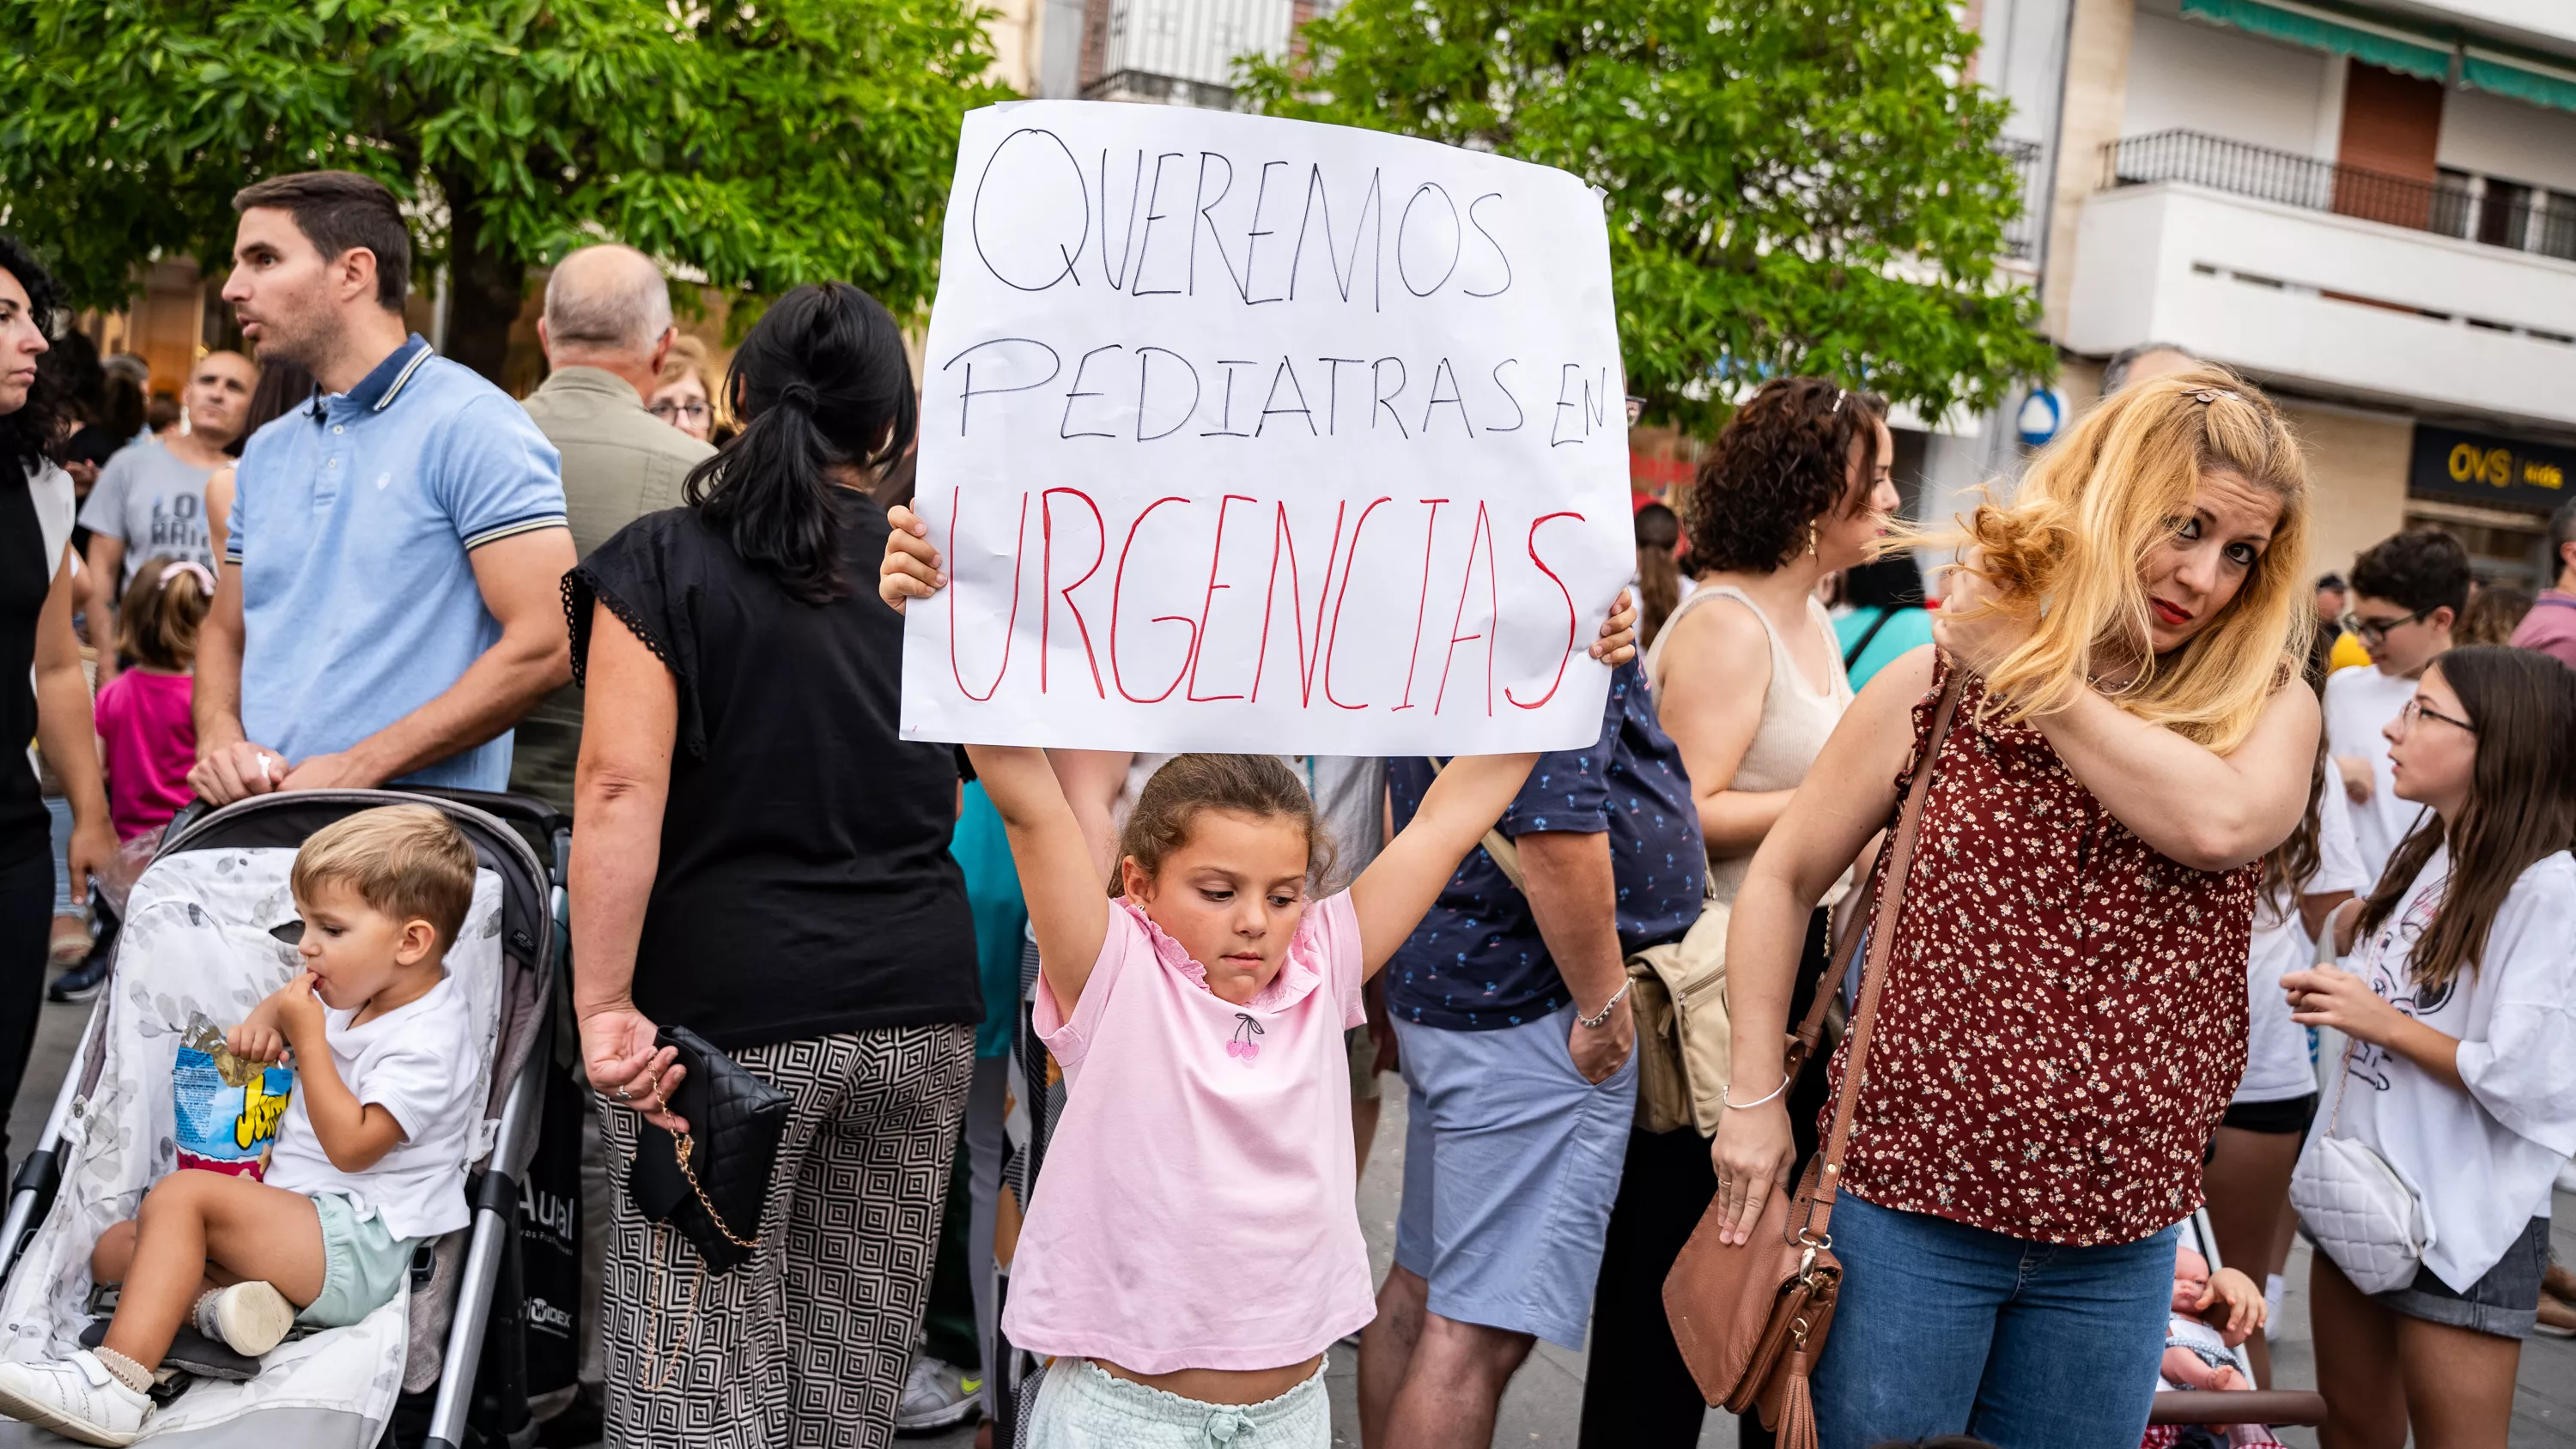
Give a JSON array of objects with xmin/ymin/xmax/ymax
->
[{"xmin": 77, "ymin": 436, "xmax": 216, "ymax": 586}]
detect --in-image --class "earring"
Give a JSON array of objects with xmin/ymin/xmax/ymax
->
[{"xmin": 1807, "ymin": 521, "xmax": 1820, "ymax": 558}]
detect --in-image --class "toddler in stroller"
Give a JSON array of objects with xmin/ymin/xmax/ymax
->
[
  {"xmin": 2145, "ymin": 1242, "xmax": 2281, "ymax": 1449},
  {"xmin": 0, "ymin": 806, "xmax": 483, "ymax": 1446}
]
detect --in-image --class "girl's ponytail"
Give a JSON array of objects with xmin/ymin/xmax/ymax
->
[
  {"xmin": 684, "ymin": 282, "xmax": 918, "ymax": 605},
  {"xmin": 115, "ymin": 557, "xmax": 213, "ymax": 671},
  {"xmin": 2355, "ymin": 645, "xmax": 2576, "ymax": 990}
]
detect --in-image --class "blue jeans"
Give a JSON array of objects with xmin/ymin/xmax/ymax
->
[{"xmin": 1814, "ymin": 1192, "xmax": 2181, "ymax": 1449}]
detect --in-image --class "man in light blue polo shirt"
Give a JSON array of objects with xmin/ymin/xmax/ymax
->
[{"xmin": 189, "ymin": 172, "xmax": 575, "ymax": 803}]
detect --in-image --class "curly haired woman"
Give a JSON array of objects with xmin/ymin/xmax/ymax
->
[{"xmin": 1714, "ymin": 368, "xmax": 2321, "ymax": 1449}]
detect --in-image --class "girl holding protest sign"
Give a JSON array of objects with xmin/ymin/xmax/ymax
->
[{"xmin": 880, "ymin": 509, "xmax": 1633, "ymax": 1446}]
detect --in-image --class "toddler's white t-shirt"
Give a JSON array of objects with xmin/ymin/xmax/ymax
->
[{"xmin": 265, "ymin": 973, "xmax": 480, "ymax": 1241}]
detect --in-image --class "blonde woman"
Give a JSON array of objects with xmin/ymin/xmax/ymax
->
[{"xmin": 1712, "ymin": 369, "xmax": 2320, "ymax": 1449}]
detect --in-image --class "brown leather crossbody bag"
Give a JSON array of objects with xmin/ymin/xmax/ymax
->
[{"xmin": 1662, "ymin": 671, "xmax": 1965, "ymax": 1446}]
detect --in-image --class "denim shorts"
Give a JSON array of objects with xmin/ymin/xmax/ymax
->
[
  {"xmin": 1022, "ymin": 1355, "xmax": 1327, "ymax": 1448},
  {"xmin": 295, "ymin": 1192, "xmax": 416, "ymax": 1328},
  {"xmin": 1392, "ymin": 1007, "xmax": 1637, "ymax": 1350},
  {"xmin": 2379, "ymin": 1215, "xmax": 2551, "ymax": 1339}
]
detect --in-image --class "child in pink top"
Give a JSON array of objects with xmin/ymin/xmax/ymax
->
[
  {"xmin": 880, "ymin": 515, "xmax": 1636, "ymax": 1446},
  {"xmin": 93, "ymin": 559, "xmax": 209, "ymax": 840}
]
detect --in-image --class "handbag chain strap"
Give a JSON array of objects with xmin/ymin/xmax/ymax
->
[
  {"xmin": 654, "ymin": 1086, "xmax": 764, "ymax": 1252},
  {"xmin": 1788, "ymin": 666, "xmax": 1966, "ymax": 1245}
]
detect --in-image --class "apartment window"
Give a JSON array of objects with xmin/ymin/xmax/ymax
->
[
  {"xmin": 2543, "ymin": 191, "xmax": 2576, "ymax": 264},
  {"xmin": 2478, "ymin": 177, "xmax": 2534, "ymax": 251}
]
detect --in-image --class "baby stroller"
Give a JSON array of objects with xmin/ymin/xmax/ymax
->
[{"xmin": 0, "ymin": 788, "xmax": 566, "ymax": 1448}]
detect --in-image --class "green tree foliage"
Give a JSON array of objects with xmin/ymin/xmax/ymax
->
[
  {"xmin": 1239, "ymin": 0, "xmax": 2056, "ymax": 433},
  {"xmin": 0, "ymin": 0, "xmax": 1005, "ymax": 379}
]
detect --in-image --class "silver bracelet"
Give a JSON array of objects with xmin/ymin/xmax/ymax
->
[
  {"xmin": 1722, "ymin": 1072, "xmax": 1793, "ymax": 1110},
  {"xmin": 1576, "ymin": 979, "xmax": 1631, "ymax": 1029}
]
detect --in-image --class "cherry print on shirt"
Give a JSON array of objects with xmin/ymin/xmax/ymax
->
[{"xmin": 1226, "ymin": 1012, "xmax": 1265, "ymax": 1064}]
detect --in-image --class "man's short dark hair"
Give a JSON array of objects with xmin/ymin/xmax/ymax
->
[
  {"xmin": 2349, "ymin": 528, "xmax": 2472, "ymax": 618},
  {"xmin": 232, "ymin": 171, "xmax": 411, "ymax": 310},
  {"xmin": 2550, "ymin": 498, "xmax": 2576, "ymax": 582}
]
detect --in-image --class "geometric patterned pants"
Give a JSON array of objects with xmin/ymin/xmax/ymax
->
[{"xmin": 598, "ymin": 1023, "xmax": 975, "ymax": 1448}]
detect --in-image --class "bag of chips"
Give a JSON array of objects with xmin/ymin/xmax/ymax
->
[{"xmin": 173, "ymin": 1011, "xmax": 295, "ymax": 1179}]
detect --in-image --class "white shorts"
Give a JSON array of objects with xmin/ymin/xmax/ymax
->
[{"xmin": 1022, "ymin": 1355, "xmax": 1328, "ymax": 1449}]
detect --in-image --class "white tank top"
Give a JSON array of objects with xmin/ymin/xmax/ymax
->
[{"xmin": 1644, "ymin": 583, "xmax": 1855, "ymax": 906}]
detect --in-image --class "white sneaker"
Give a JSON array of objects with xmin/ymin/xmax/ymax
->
[
  {"xmin": 0, "ymin": 1350, "xmax": 151, "ymax": 1446},
  {"xmin": 201, "ymin": 1281, "xmax": 297, "ymax": 1356},
  {"xmin": 895, "ymin": 1353, "xmax": 983, "ymax": 1432}
]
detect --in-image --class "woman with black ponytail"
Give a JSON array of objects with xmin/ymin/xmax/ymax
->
[{"xmin": 566, "ymin": 283, "xmax": 980, "ymax": 1448}]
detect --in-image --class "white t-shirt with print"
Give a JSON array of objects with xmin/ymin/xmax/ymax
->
[
  {"xmin": 2236, "ymin": 779, "xmax": 2369, "ymax": 1104},
  {"xmin": 2320, "ymin": 666, "xmax": 2431, "ymax": 888},
  {"xmin": 265, "ymin": 973, "xmax": 481, "ymax": 1241},
  {"xmin": 2325, "ymin": 846, "xmax": 2576, "ymax": 1290}
]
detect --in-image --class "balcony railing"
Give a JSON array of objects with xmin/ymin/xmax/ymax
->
[
  {"xmin": 1998, "ymin": 137, "xmax": 2044, "ymax": 261},
  {"xmin": 1084, "ymin": 0, "xmax": 1293, "ymax": 107},
  {"xmin": 2102, "ymin": 130, "xmax": 2576, "ymax": 264}
]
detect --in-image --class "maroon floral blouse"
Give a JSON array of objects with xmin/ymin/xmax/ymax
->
[{"xmin": 1824, "ymin": 654, "xmax": 2259, "ymax": 1246}]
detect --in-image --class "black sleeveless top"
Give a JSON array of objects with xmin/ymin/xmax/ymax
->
[
  {"xmin": 1, "ymin": 456, "xmax": 53, "ymax": 854},
  {"xmin": 566, "ymin": 496, "xmax": 981, "ymax": 1052}
]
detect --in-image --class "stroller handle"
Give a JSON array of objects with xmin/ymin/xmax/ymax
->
[{"xmin": 175, "ymin": 787, "xmax": 569, "ymax": 843}]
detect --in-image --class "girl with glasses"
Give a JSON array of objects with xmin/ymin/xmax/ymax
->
[{"xmin": 2282, "ymin": 646, "xmax": 2576, "ymax": 1449}]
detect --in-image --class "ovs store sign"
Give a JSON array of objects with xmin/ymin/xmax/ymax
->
[{"xmin": 2409, "ymin": 424, "xmax": 2572, "ymax": 513}]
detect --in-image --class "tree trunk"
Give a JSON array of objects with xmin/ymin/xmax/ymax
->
[{"xmin": 437, "ymin": 172, "xmax": 528, "ymax": 386}]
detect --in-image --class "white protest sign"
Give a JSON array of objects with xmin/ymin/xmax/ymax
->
[{"xmin": 900, "ymin": 100, "xmax": 1631, "ymax": 753}]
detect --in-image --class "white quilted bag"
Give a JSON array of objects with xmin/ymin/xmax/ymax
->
[{"xmin": 2291, "ymin": 1038, "xmax": 2433, "ymax": 1294}]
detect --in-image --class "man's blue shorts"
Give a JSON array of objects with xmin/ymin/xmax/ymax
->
[{"xmin": 1392, "ymin": 1006, "xmax": 1637, "ymax": 1349}]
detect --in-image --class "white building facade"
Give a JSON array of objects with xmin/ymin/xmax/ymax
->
[{"xmin": 1936, "ymin": 0, "xmax": 2576, "ymax": 587}]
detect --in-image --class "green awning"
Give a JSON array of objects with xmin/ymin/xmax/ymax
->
[
  {"xmin": 2183, "ymin": 0, "xmax": 2576, "ymax": 116},
  {"xmin": 2464, "ymin": 47, "xmax": 2576, "ymax": 113},
  {"xmin": 2179, "ymin": 0, "xmax": 2451, "ymax": 81}
]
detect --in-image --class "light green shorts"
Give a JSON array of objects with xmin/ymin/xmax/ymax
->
[
  {"xmin": 1024, "ymin": 1356, "xmax": 1328, "ymax": 1448},
  {"xmin": 295, "ymin": 1192, "xmax": 416, "ymax": 1328}
]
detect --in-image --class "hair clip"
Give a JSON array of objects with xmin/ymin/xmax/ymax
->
[
  {"xmin": 161, "ymin": 560, "xmax": 217, "ymax": 594},
  {"xmin": 2188, "ymin": 388, "xmax": 2238, "ymax": 405},
  {"xmin": 1831, "ymin": 389, "xmax": 1847, "ymax": 414}
]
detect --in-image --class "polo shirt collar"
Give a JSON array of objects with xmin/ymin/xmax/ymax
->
[{"xmin": 313, "ymin": 334, "xmax": 435, "ymax": 419}]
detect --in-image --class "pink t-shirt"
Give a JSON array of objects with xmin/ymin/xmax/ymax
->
[
  {"xmin": 2508, "ymin": 590, "xmax": 2576, "ymax": 674},
  {"xmin": 94, "ymin": 670, "xmax": 196, "ymax": 840},
  {"xmin": 1001, "ymin": 891, "xmax": 1375, "ymax": 1374}
]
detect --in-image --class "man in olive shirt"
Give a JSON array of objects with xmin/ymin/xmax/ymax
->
[{"xmin": 511, "ymin": 244, "xmax": 714, "ymax": 811}]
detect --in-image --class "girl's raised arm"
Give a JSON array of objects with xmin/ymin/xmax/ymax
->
[
  {"xmin": 882, "ymin": 510, "xmax": 1113, "ymax": 1011},
  {"xmin": 966, "ymin": 744, "xmax": 1113, "ymax": 1016},
  {"xmin": 1349, "ymin": 753, "xmax": 1540, "ymax": 977}
]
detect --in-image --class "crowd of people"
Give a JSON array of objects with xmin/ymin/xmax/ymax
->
[{"xmin": 0, "ymin": 171, "xmax": 2572, "ymax": 1449}]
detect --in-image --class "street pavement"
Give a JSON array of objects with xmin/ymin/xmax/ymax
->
[{"xmin": 1, "ymin": 995, "xmax": 2568, "ymax": 1446}]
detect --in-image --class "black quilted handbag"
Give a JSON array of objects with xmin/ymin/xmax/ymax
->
[{"xmin": 628, "ymin": 1025, "xmax": 790, "ymax": 1275}]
